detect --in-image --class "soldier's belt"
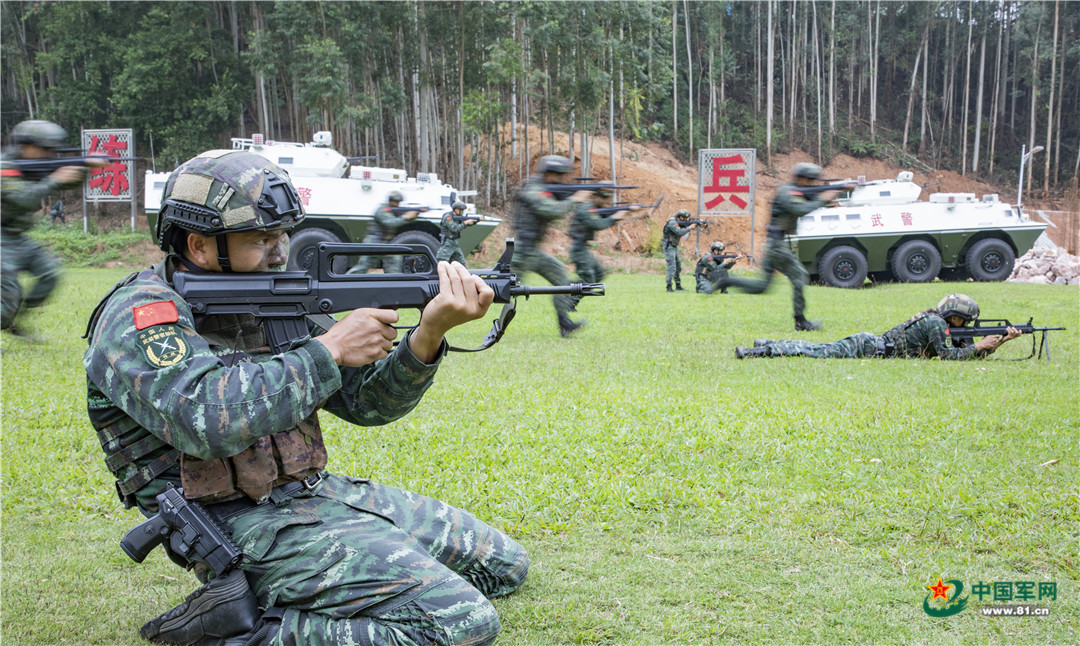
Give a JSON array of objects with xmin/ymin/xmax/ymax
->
[
  {"xmin": 204, "ymin": 472, "xmax": 325, "ymax": 522},
  {"xmin": 875, "ymin": 338, "xmax": 897, "ymax": 358}
]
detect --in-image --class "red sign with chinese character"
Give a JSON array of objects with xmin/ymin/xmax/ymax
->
[
  {"xmin": 82, "ymin": 128, "xmax": 134, "ymax": 202},
  {"xmin": 698, "ymin": 149, "xmax": 755, "ymax": 216}
]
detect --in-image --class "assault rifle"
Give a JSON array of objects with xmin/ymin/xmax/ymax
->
[
  {"xmin": 676, "ymin": 219, "xmax": 710, "ymax": 228},
  {"xmin": 174, "ymin": 238, "xmax": 604, "ymax": 354},
  {"xmin": 387, "ymin": 205, "xmax": 430, "ymax": 217},
  {"xmin": 541, "ymin": 182, "xmax": 638, "ymax": 200},
  {"xmin": 13, "ymin": 153, "xmax": 138, "ymax": 181},
  {"xmin": 594, "ymin": 195, "xmax": 664, "ymax": 219},
  {"xmin": 121, "ymin": 485, "xmax": 243, "ymax": 576},
  {"xmin": 447, "ymin": 213, "xmax": 485, "ymax": 224},
  {"xmin": 947, "ymin": 317, "xmax": 1066, "ymax": 361},
  {"xmin": 711, "ymin": 253, "xmax": 745, "ymax": 262},
  {"xmin": 795, "ymin": 181, "xmax": 859, "ymax": 199}
]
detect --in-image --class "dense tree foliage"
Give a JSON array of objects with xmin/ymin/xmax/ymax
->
[{"xmin": 3, "ymin": 1, "xmax": 1076, "ymax": 206}]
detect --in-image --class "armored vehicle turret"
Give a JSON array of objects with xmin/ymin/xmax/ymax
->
[
  {"xmin": 145, "ymin": 132, "xmax": 499, "ymax": 271},
  {"xmin": 789, "ymin": 171, "xmax": 1047, "ymax": 287}
]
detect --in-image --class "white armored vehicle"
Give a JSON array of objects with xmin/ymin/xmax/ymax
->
[
  {"xmin": 145, "ymin": 131, "xmax": 499, "ymax": 270},
  {"xmin": 789, "ymin": 171, "xmax": 1047, "ymax": 287}
]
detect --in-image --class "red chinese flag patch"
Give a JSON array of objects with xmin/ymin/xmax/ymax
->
[
  {"xmin": 132, "ymin": 300, "xmax": 179, "ymax": 330},
  {"xmin": 1, "ymin": 168, "xmax": 22, "ymax": 177}
]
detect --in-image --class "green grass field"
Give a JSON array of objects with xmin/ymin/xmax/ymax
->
[{"xmin": 2, "ymin": 268, "xmax": 1077, "ymax": 644}]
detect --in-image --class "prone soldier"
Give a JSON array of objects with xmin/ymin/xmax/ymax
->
[
  {"xmin": 735, "ymin": 293, "xmax": 1021, "ymax": 359},
  {"xmin": 695, "ymin": 241, "xmax": 739, "ymax": 294},
  {"xmin": 84, "ymin": 150, "xmax": 528, "ymax": 645}
]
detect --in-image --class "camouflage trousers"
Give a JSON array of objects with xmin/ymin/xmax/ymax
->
[
  {"xmin": 436, "ymin": 240, "xmax": 466, "ymax": 266},
  {"xmin": 695, "ymin": 267, "xmax": 730, "ymax": 294},
  {"xmin": 509, "ymin": 245, "xmax": 573, "ymax": 316},
  {"xmin": 221, "ymin": 474, "xmax": 528, "ymax": 646},
  {"xmin": 663, "ymin": 246, "xmax": 683, "ymax": 288},
  {"xmin": 569, "ymin": 243, "xmax": 604, "ymax": 309},
  {"xmin": 347, "ymin": 236, "xmax": 403, "ymax": 275},
  {"xmin": 721, "ymin": 238, "xmax": 809, "ymax": 317},
  {"xmin": 1, "ymin": 233, "xmax": 61, "ymax": 329},
  {"xmin": 760, "ymin": 332, "xmax": 880, "ymax": 358}
]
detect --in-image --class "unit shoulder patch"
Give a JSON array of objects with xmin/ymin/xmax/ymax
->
[{"xmin": 136, "ymin": 324, "xmax": 191, "ymax": 368}]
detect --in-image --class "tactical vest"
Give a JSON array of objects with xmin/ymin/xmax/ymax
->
[
  {"xmin": 880, "ymin": 309, "xmax": 937, "ymax": 358},
  {"xmin": 85, "ymin": 265, "xmax": 327, "ymax": 507}
]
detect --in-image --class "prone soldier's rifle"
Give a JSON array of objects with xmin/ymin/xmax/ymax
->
[
  {"xmin": 947, "ymin": 317, "xmax": 1066, "ymax": 361},
  {"xmin": 174, "ymin": 238, "xmax": 605, "ymax": 354}
]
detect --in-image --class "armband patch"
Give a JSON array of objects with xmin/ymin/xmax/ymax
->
[
  {"xmin": 133, "ymin": 300, "xmax": 179, "ymax": 330},
  {"xmin": 136, "ymin": 324, "xmax": 191, "ymax": 368},
  {"xmin": 1, "ymin": 168, "xmax": 22, "ymax": 177}
]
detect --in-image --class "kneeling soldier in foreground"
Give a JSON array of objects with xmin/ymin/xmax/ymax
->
[
  {"xmin": 85, "ymin": 150, "xmax": 528, "ymax": 645},
  {"xmin": 735, "ymin": 293, "xmax": 1020, "ymax": 359}
]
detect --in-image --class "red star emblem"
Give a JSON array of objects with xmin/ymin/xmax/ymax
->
[{"xmin": 927, "ymin": 577, "xmax": 952, "ymax": 601}]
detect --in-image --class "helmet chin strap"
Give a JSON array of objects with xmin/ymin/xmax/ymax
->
[{"xmin": 215, "ymin": 234, "xmax": 233, "ymax": 272}]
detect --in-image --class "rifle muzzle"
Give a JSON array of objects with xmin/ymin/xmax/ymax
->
[{"xmin": 509, "ymin": 282, "xmax": 605, "ymax": 297}]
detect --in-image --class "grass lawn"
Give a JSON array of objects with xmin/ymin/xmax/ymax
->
[{"xmin": 2, "ymin": 267, "xmax": 1077, "ymax": 644}]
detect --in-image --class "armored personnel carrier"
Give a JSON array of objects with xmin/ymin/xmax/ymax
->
[
  {"xmin": 145, "ymin": 131, "xmax": 499, "ymax": 270},
  {"xmin": 789, "ymin": 171, "xmax": 1046, "ymax": 287}
]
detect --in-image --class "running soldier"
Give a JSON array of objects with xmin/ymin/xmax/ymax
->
[
  {"xmin": 568, "ymin": 188, "xmax": 631, "ymax": 310},
  {"xmin": 347, "ymin": 190, "xmax": 421, "ymax": 274},
  {"xmin": 436, "ymin": 200, "xmax": 478, "ymax": 265}
]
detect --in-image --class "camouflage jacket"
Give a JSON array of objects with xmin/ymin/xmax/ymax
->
[
  {"xmin": 662, "ymin": 218, "xmax": 693, "ymax": 248},
  {"xmin": 513, "ymin": 178, "xmax": 576, "ymax": 249},
  {"xmin": 1, "ymin": 146, "xmax": 81, "ymax": 235},
  {"xmin": 84, "ymin": 256, "xmax": 443, "ymax": 512},
  {"xmin": 569, "ymin": 202, "xmax": 619, "ymax": 247},
  {"xmin": 438, "ymin": 211, "xmax": 469, "ymax": 241},
  {"xmin": 366, "ymin": 202, "xmax": 412, "ymax": 242},
  {"xmin": 769, "ymin": 181, "xmax": 829, "ymax": 235},
  {"xmin": 879, "ymin": 310, "xmax": 986, "ymax": 360},
  {"xmin": 694, "ymin": 254, "xmax": 737, "ymax": 277}
]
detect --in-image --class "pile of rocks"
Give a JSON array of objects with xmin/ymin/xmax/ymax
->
[{"xmin": 1008, "ymin": 245, "xmax": 1080, "ymax": 285}]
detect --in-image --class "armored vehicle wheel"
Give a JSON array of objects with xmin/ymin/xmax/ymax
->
[
  {"xmin": 891, "ymin": 240, "xmax": 942, "ymax": 283},
  {"xmin": 288, "ymin": 228, "xmax": 343, "ymax": 272},
  {"xmin": 392, "ymin": 230, "xmax": 441, "ymax": 274},
  {"xmin": 818, "ymin": 245, "xmax": 868, "ymax": 288},
  {"xmin": 966, "ymin": 238, "xmax": 1015, "ymax": 282}
]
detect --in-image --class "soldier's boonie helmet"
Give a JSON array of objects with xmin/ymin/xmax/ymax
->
[
  {"xmin": 156, "ymin": 150, "xmax": 303, "ymax": 253},
  {"xmin": 452, "ymin": 200, "xmax": 467, "ymax": 211},
  {"xmin": 675, "ymin": 209, "xmax": 691, "ymax": 219},
  {"xmin": 12, "ymin": 120, "xmax": 68, "ymax": 149},
  {"xmin": 936, "ymin": 293, "xmax": 980, "ymax": 323},
  {"xmin": 792, "ymin": 163, "xmax": 822, "ymax": 180},
  {"xmin": 711, "ymin": 241, "xmax": 726, "ymax": 253},
  {"xmin": 388, "ymin": 190, "xmax": 404, "ymax": 203},
  {"xmin": 536, "ymin": 155, "xmax": 572, "ymax": 175}
]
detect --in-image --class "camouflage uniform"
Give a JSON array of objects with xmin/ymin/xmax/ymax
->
[
  {"xmin": 568, "ymin": 201, "xmax": 618, "ymax": 309},
  {"xmin": 349, "ymin": 203, "xmax": 412, "ymax": 274},
  {"xmin": 694, "ymin": 254, "xmax": 737, "ymax": 294},
  {"xmin": 662, "ymin": 218, "xmax": 693, "ymax": 290},
  {"xmin": 85, "ymin": 150, "xmax": 527, "ymax": 645},
  {"xmin": 510, "ymin": 178, "xmax": 577, "ymax": 318},
  {"xmin": 1, "ymin": 145, "xmax": 77, "ymax": 330},
  {"xmin": 436, "ymin": 211, "xmax": 470, "ymax": 265},
  {"xmin": 755, "ymin": 311, "xmax": 988, "ymax": 359},
  {"xmin": 720, "ymin": 182, "xmax": 827, "ymax": 318}
]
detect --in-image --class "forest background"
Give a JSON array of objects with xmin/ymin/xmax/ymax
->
[{"xmin": 3, "ymin": 0, "xmax": 1079, "ymax": 215}]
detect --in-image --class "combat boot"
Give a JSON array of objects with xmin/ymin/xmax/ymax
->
[
  {"xmin": 753, "ymin": 338, "xmax": 776, "ymax": 347},
  {"xmin": 675, "ymin": 283, "xmax": 685, "ymax": 291},
  {"xmin": 666, "ymin": 284, "xmax": 674, "ymax": 292},
  {"xmin": 558, "ymin": 313, "xmax": 586, "ymax": 337},
  {"xmin": 794, "ymin": 316, "xmax": 823, "ymax": 331},
  {"xmin": 141, "ymin": 569, "xmax": 260, "ymax": 645},
  {"xmin": 735, "ymin": 346, "xmax": 768, "ymax": 359}
]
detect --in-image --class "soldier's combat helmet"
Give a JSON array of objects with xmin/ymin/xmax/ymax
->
[
  {"xmin": 11, "ymin": 120, "xmax": 68, "ymax": 149},
  {"xmin": 711, "ymin": 241, "xmax": 726, "ymax": 253},
  {"xmin": 936, "ymin": 293, "xmax": 980, "ymax": 323},
  {"xmin": 536, "ymin": 155, "xmax": 572, "ymax": 175},
  {"xmin": 452, "ymin": 200, "xmax": 467, "ymax": 211},
  {"xmin": 792, "ymin": 163, "xmax": 822, "ymax": 180},
  {"xmin": 388, "ymin": 190, "xmax": 404, "ymax": 203},
  {"xmin": 156, "ymin": 150, "xmax": 303, "ymax": 269},
  {"xmin": 675, "ymin": 209, "xmax": 692, "ymax": 219}
]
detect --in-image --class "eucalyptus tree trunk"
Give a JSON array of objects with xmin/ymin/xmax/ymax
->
[
  {"xmin": 684, "ymin": 0, "xmax": 693, "ymax": 160},
  {"xmin": 988, "ymin": 8, "xmax": 1004, "ymax": 175},
  {"xmin": 1043, "ymin": 0, "xmax": 1059, "ymax": 196},
  {"xmin": 972, "ymin": 29, "xmax": 986, "ymax": 174},
  {"xmin": 828, "ymin": 0, "xmax": 835, "ymax": 137},
  {"xmin": 961, "ymin": 0, "xmax": 973, "ymax": 175},
  {"xmin": 672, "ymin": 2, "xmax": 678, "ymax": 142},
  {"xmin": 1052, "ymin": 9, "xmax": 1065, "ymax": 187},
  {"xmin": 766, "ymin": 0, "xmax": 774, "ymax": 166},
  {"xmin": 902, "ymin": 26, "xmax": 927, "ymax": 154},
  {"xmin": 1026, "ymin": 16, "xmax": 1041, "ymax": 200},
  {"xmin": 919, "ymin": 36, "xmax": 928, "ymax": 157}
]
